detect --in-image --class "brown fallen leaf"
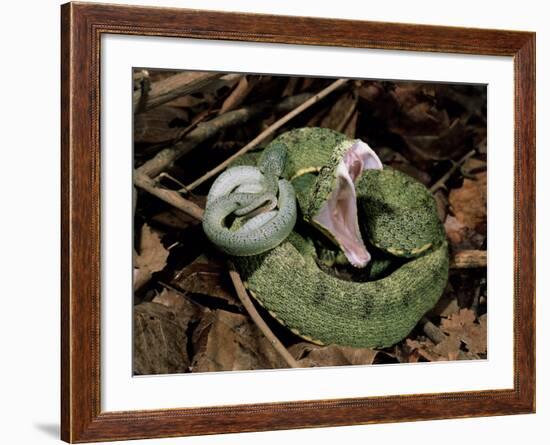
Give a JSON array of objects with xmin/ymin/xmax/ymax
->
[
  {"xmin": 462, "ymin": 157, "xmax": 487, "ymax": 175},
  {"xmin": 282, "ymin": 77, "xmax": 300, "ymax": 97},
  {"xmin": 342, "ymin": 110, "xmax": 358, "ymax": 138},
  {"xmin": 218, "ymin": 76, "xmax": 258, "ymax": 115},
  {"xmin": 134, "ymin": 224, "xmax": 169, "ymax": 290},
  {"xmin": 306, "ymin": 106, "xmax": 330, "ymax": 127},
  {"xmin": 463, "ymin": 314, "xmax": 487, "ymax": 355},
  {"xmin": 320, "ymin": 91, "xmax": 357, "ymax": 132},
  {"xmin": 357, "ymin": 82, "xmax": 383, "ymax": 102},
  {"xmin": 153, "ymin": 288, "xmax": 192, "ymax": 311},
  {"xmin": 401, "ymin": 118, "xmax": 472, "ymax": 161},
  {"xmin": 191, "ymin": 309, "xmax": 287, "ymax": 372},
  {"xmin": 406, "ymin": 339, "xmax": 442, "ymax": 362},
  {"xmin": 406, "ymin": 309, "xmax": 486, "ymax": 362},
  {"xmin": 441, "ymin": 309, "xmax": 487, "ymax": 355},
  {"xmin": 406, "ymin": 335, "xmax": 463, "ymax": 362},
  {"xmin": 449, "ymin": 172, "xmax": 487, "ymax": 234},
  {"xmin": 133, "ymin": 301, "xmax": 203, "ymax": 375},
  {"xmin": 429, "ymin": 292, "xmax": 460, "ymax": 318},
  {"xmin": 172, "ymin": 255, "xmax": 241, "ymax": 309},
  {"xmin": 390, "ymin": 161, "xmax": 432, "ymax": 185},
  {"xmin": 289, "ymin": 343, "xmax": 379, "ymax": 367},
  {"xmin": 359, "ymin": 82, "xmax": 480, "ymax": 162},
  {"xmin": 433, "ymin": 190, "xmax": 449, "ymax": 222},
  {"xmin": 444, "ymin": 215, "xmax": 485, "ymax": 250},
  {"xmin": 134, "ymin": 106, "xmax": 189, "ymax": 144},
  {"xmin": 151, "ymin": 195, "xmax": 206, "ymax": 230}
]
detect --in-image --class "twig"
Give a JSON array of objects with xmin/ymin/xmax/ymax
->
[
  {"xmin": 471, "ymin": 285, "xmax": 481, "ymax": 315},
  {"xmin": 185, "ymin": 78, "xmax": 349, "ymax": 192},
  {"xmin": 228, "ymin": 262, "xmax": 300, "ymax": 368},
  {"xmin": 450, "ymin": 250, "xmax": 487, "ymax": 269},
  {"xmin": 134, "ymin": 171, "xmax": 204, "ymax": 221},
  {"xmin": 133, "ymin": 170, "xmax": 299, "ymax": 368},
  {"xmin": 137, "ymin": 92, "xmax": 313, "ymax": 179},
  {"xmin": 217, "ymin": 76, "xmax": 257, "ymax": 115},
  {"xmin": 133, "ymin": 70, "xmax": 151, "ymax": 113},
  {"xmin": 420, "ymin": 317, "xmax": 446, "ymax": 344},
  {"xmin": 133, "ymin": 71, "xmax": 224, "ymax": 113},
  {"xmin": 429, "ymin": 149, "xmax": 476, "ymax": 193},
  {"xmin": 135, "ymin": 169, "xmax": 300, "ymax": 368},
  {"xmin": 335, "ymin": 92, "xmax": 358, "ymax": 133},
  {"xmin": 420, "ymin": 316, "xmax": 469, "ymax": 360}
]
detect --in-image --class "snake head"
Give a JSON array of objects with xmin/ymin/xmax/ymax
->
[{"xmin": 308, "ymin": 139, "xmax": 382, "ymax": 268}]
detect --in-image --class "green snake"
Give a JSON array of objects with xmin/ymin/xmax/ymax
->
[{"xmin": 203, "ymin": 128, "xmax": 449, "ymax": 348}]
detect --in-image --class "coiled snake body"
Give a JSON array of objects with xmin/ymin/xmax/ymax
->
[{"xmin": 203, "ymin": 128, "xmax": 449, "ymax": 348}]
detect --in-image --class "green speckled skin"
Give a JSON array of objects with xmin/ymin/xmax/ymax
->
[
  {"xmin": 273, "ymin": 127, "xmax": 347, "ymax": 180},
  {"xmin": 229, "ymin": 128, "xmax": 449, "ymax": 348},
  {"xmin": 237, "ymin": 236, "xmax": 448, "ymax": 348},
  {"xmin": 358, "ymin": 168, "xmax": 446, "ymax": 257}
]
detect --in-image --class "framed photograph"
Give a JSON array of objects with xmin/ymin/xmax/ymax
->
[{"xmin": 61, "ymin": 2, "xmax": 535, "ymax": 442}]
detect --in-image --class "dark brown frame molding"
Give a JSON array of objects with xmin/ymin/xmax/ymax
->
[{"xmin": 61, "ymin": 2, "xmax": 536, "ymax": 442}]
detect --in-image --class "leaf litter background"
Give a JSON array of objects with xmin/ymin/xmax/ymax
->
[{"xmin": 133, "ymin": 70, "xmax": 487, "ymax": 374}]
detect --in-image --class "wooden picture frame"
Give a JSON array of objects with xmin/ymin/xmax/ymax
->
[{"xmin": 61, "ymin": 2, "xmax": 535, "ymax": 442}]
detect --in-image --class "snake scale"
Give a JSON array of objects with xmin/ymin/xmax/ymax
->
[{"xmin": 203, "ymin": 127, "xmax": 449, "ymax": 348}]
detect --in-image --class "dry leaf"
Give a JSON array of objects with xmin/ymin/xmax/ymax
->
[
  {"xmin": 218, "ymin": 76, "xmax": 258, "ymax": 114},
  {"xmin": 282, "ymin": 77, "xmax": 300, "ymax": 97},
  {"xmin": 134, "ymin": 106, "xmax": 188, "ymax": 144},
  {"xmin": 429, "ymin": 293, "xmax": 460, "ymax": 318},
  {"xmin": 153, "ymin": 288, "xmax": 191, "ymax": 311},
  {"xmin": 462, "ymin": 157, "xmax": 487, "ymax": 175},
  {"xmin": 164, "ymin": 94, "xmax": 206, "ymax": 109},
  {"xmin": 290, "ymin": 343, "xmax": 379, "ymax": 367},
  {"xmin": 406, "ymin": 339, "xmax": 441, "ymax": 362},
  {"xmin": 433, "ymin": 337, "xmax": 462, "ymax": 361},
  {"xmin": 172, "ymin": 256, "xmax": 241, "ymax": 308},
  {"xmin": 191, "ymin": 310, "xmax": 287, "ymax": 372},
  {"xmin": 401, "ymin": 119, "xmax": 471, "ymax": 161},
  {"xmin": 445, "ymin": 215, "xmax": 467, "ymax": 246},
  {"xmin": 406, "ymin": 336, "xmax": 461, "ymax": 362},
  {"xmin": 152, "ymin": 196, "xmax": 206, "ymax": 230},
  {"xmin": 390, "ymin": 161, "xmax": 431, "ymax": 185},
  {"xmin": 463, "ymin": 314, "xmax": 487, "ymax": 355},
  {"xmin": 406, "ymin": 309, "xmax": 486, "ymax": 361},
  {"xmin": 449, "ymin": 172, "xmax": 487, "ymax": 233},
  {"xmin": 441, "ymin": 309, "xmax": 487, "ymax": 355},
  {"xmin": 434, "ymin": 190, "xmax": 448, "ymax": 222},
  {"xmin": 134, "ymin": 224, "xmax": 169, "ymax": 290},
  {"xmin": 133, "ymin": 301, "xmax": 203, "ymax": 375},
  {"xmin": 320, "ymin": 91, "xmax": 357, "ymax": 131},
  {"xmin": 342, "ymin": 110, "xmax": 358, "ymax": 138},
  {"xmin": 358, "ymin": 82, "xmax": 383, "ymax": 102},
  {"xmin": 444, "ymin": 215, "xmax": 485, "ymax": 250}
]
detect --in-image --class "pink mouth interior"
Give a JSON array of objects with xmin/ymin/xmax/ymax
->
[{"xmin": 313, "ymin": 140, "xmax": 382, "ymax": 268}]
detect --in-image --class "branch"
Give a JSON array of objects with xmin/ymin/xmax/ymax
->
[
  {"xmin": 136, "ymin": 92, "xmax": 313, "ymax": 179},
  {"xmin": 450, "ymin": 250, "xmax": 487, "ymax": 269},
  {"xmin": 185, "ymin": 78, "xmax": 349, "ymax": 192},
  {"xmin": 420, "ymin": 317, "xmax": 446, "ymax": 343},
  {"xmin": 217, "ymin": 76, "xmax": 258, "ymax": 115},
  {"xmin": 228, "ymin": 263, "xmax": 300, "ymax": 368},
  {"xmin": 134, "ymin": 172, "xmax": 300, "ymax": 368},
  {"xmin": 134, "ymin": 171, "xmax": 204, "ymax": 221},
  {"xmin": 420, "ymin": 317, "xmax": 469, "ymax": 360},
  {"xmin": 133, "ymin": 71, "xmax": 224, "ymax": 113},
  {"xmin": 429, "ymin": 149, "xmax": 476, "ymax": 193}
]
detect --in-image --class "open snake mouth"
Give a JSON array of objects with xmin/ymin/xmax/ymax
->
[{"xmin": 313, "ymin": 140, "xmax": 382, "ymax": 268}]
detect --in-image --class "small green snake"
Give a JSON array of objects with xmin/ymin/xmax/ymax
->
[{"xmin": 203, "ymin": 128, "xmax": 449, "ymax": 348}]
